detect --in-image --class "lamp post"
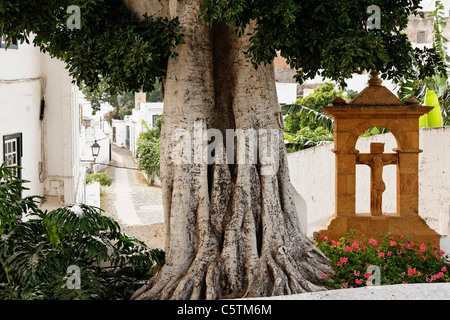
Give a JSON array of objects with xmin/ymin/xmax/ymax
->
[
  {"xmin": 88, "ymin": 140, "xmax": 101, "ymax": 174},
  {"xmin": 91, "ymin": 140, "xmax": 101, "ymax": 162}
]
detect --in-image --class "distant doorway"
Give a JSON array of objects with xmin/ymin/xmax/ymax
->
[{"xmin": 125, "ymin": 126, "xmax": 131, "ymax": 150}]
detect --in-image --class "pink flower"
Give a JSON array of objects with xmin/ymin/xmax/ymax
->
[
  {"xmin": 331, "ymin": 240, "xmax": 340, "ymax": 247},
  {"xmin": 369, "ymin": 238, "xmax": 378, "ymax": 246},
  {"xmin": 403, "ymin": 281, "xmax": 408, "ymax": 284},
  {"xmin": 378, "ymin": 252, "xmax": 385, "ymax": 258},
  {"xmin": 387, "ymin": 251, "xmax": 392, "ymax": 257},
  {"xmin": 419, "ymin": 243, "xmax": 427, "ymax": 253},
  {"xmin": 340, "ymin": 283, "xmax": 349, "ymax": 289},
  {"xmin": 428, "ymin": 272, "xmax": 445, "ymax": 282},
  {"xmin": 390, "ymin": 240, "xmax": 397, "ymax": 247},
  {"xmin": 321, "ymin": 274, "xmax": 328, "ymax": 279},
  {"xmin": 440, "ymin": 250, "xmax": 446, "ymax": 256},
  {"xmin": 339, "ymin": 257, "xmax": 349, "ymax": 265},
  {"xmin": 442, "ymin": 266, "xmax": 447, "ymax": 273},
  {"xmin": 353, "ymin": 271, "xmax": 360, "ymax": 277},
  {"xmin": 343, "ymin": 245, "xmax": 353, "ymax": 252},
  {"xmin": 355, "ymin": 279, "xmax": 363, "ymax": 285},
  {"xmin": 408, "ymin": 267, "xmax": 417, "ymax": 276}
]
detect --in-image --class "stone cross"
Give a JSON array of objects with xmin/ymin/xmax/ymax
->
[{"xmin": 356, "ymin": 143, "xmax": 398, "ymax": 216}]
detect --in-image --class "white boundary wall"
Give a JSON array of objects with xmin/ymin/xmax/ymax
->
[{"xmin": 287, "ymin": 127, "xmax": 450, "ymax": 238}]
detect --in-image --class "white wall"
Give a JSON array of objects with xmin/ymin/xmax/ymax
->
[
  {"xmin": 81, "ymin": 121, "xmax": 111, "ymax": 173},
  {"xmin": 136, "ymin": 102, "xmax": 163, "ymax": 128},
  {"xmin": 130, "ymin": 102, "xmax": 163, "ymax": 156},
  {"xmin": 302, "ymin": 73, "xmax": 397, "ymax": 96},
  {"xmin": 112, "ymin": 120, "xmax": 129, "ymax": 149},
  {"xmin": 0, "ymin": 39, "xmax": 41, "ymax": 80},
  {"xmin": 0, "ymin": 80, "xmax": 44, "ymax": 198},
  {"xmin": 0, "ymin": 37, "xmax": 82, "ymax": 208},
  {"xmin": 40, "ymin": 53, "xmax": 81, "ymax": 206},
  {"xmin": 276, "ymin": 83, "xmax": 298, "ymax": 105},
  {"xmin": 112, "ymin": 103, "xmax": 163, "ymax": 156},
  {"xmin": 419, "ymin": 0, "xmax": 450, "ymax": 15},
  {"xmin": 287, "ymin": 127, "xmax": 450, "ymax": 238},
  {"xmin": 0, "ymin": 39, "xmax": 45, "ymax": 198}
]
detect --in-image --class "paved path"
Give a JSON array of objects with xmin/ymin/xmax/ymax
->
[{"xmin": 101, "ymin": 145, "xmax": 165, "ymax": 248}]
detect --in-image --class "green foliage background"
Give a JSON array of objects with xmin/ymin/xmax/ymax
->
[
  {"xmin": 136, "ymin": 118, "xmax": 162, "ymax": 186},
  {"xmin": 1, "ymin": 0, "xmax": 446, "ymax": 95},
  {"xmin": 0, "ymin": 0, "xmax": 182, "ymax": 94},
  {"xmin": 86, "ymin": 172, "xmax": 114, "ymax": 187},
  {"xmin": 201, "ymin": 0, "xmax": 446, "ymax": 87}
]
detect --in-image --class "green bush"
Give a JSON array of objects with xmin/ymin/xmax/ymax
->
[
  {"xmin": 86, "ymin": 172, "xmax": 114, "ymax": 187},
  {"xmin": 136, "ymin": 118, "xmax": 161, "ymax": 186},
  {"xmin": 284, "ymin": 127, "xmax": 334, "ymax": 152},
  {"xmin": 316, "ymin": 231, "xmax": 450, "ymax": 290},
  {"xmin": 0, "ymin": 162, "xmax": 164, "ymax": 300}
]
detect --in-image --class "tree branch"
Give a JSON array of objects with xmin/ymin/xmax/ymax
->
[{"xmin": 123, "ymin": 0, "xmax": 170, "ymax": 19}]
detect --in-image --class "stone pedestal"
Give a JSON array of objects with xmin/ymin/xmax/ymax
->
[{"xmin": 317, "ymin": 214, "xmax": 441, "ymax": 248}]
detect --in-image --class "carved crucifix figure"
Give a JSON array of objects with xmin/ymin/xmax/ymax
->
[{"xmin": 356, "ymin": 143, "xmax": 398, "ymax": 216}]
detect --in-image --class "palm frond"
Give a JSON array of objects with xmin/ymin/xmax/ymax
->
[{"xmin": 282, "ymin": 104, "xmax": 334, "ymax": 132}]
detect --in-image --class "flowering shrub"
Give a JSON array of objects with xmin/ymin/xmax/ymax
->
[{"xmin": 316, "ymin": 231, "xmax": 450, "ymax": 290}]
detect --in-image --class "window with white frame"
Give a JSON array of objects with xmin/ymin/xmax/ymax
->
[
  {"xmin": 3, "ymin": 133, "xmax": 23, "ymax": 179},
  {"xmin": 417, "ymin": 31, "xmax": 427, "ymax": 44}
]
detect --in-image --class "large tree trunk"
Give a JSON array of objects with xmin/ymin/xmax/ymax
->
[{"xmin": 125, "ymin": 0, "xmax": 333, "ymax": 300}]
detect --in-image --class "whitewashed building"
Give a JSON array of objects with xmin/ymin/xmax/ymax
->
[
  {"xmin": 79, "ymin": 91, "xmax": 113, "ymax": 173},
  {"xmin": 112, "ymin": 101, "xmax": 163, "ymax": 157},
  {"xmin": 0, "ymin": 37, "xmax": 85, "ymax": 211}
]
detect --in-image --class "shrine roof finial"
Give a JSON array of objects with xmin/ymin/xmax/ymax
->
[{"xmin": 368, "ymin": 71, "xmax": 382, "ymax": 86}]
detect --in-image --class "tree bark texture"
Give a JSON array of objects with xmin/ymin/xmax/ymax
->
[{"xmin": 124, "ymin": 0, "xmax": 333, "ymax": 300}]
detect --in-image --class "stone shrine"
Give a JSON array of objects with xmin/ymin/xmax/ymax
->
[{"xmin": 316, "ymin": 72, "xmax": 441, "ymax": 249}]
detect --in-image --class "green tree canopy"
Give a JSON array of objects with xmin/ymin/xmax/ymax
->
[
  {"xmin": 1, "ymin": 0, "xmax": 446, "ymax": 94},
  {"xmin": 0, "ymin": 0, "xmax": 182, "ymax": 94},
  {"xmin": 200, "ymin": 0, "xmax": 447, "ymax": 87}
]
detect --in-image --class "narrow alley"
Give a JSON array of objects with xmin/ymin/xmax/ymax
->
[{"xmin": 100, "ymin": 144, "xmax": 165, "ymax": 249}]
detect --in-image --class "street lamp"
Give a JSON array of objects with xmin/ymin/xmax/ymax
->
[{"xmin": 91, "ymin": 140, "xmax": 101, "ymax": 162}]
